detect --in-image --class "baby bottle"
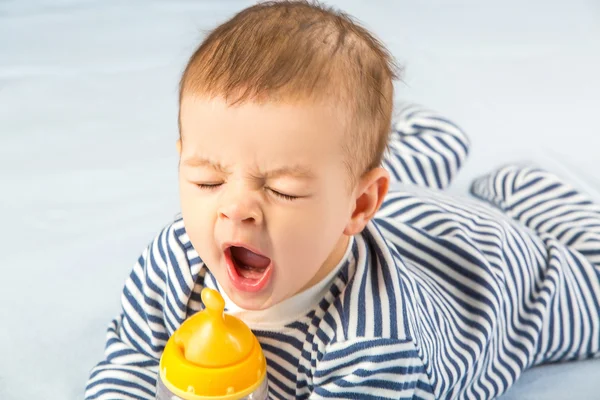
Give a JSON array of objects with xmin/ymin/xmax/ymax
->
[{"xmin": 156, "ymin": 288, "xmax": 269, "ymax": 400}]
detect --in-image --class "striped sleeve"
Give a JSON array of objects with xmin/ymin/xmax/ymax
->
[
  {"xmin": 382, "ymin": 104, "xmax": 470, "ymax": 189},
  {"xmin": 85, "ymin": 220, "xmax": 199, "ymax": 399},
  {"xmin": 311, "ymin": 338, "xmax": 434, "ymax": 400}
]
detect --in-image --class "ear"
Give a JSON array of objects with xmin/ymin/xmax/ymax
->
[
  {"xmin": 343, "ymin": 167, "xmax": 390, "ymax": 236},
  {"xmin": 176, "ymin": 138, "xmax": 182, "ymax": 155}
]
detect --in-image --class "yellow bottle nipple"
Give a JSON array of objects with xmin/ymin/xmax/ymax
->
[{"xmin": 159, "ymin": 288, "xmax": 267, "ymax": 399}]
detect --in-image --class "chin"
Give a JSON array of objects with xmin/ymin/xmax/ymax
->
[{"xmin": 223, "ymin": 282, "xmax": 278, "ymax": 310}]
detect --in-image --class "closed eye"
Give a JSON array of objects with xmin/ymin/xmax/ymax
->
[
  {"xmin": 196, "ymin": 183, "xmax": 300, "ymax": 200},
  {"xmin": 197, "ymin": 183, "xmax": 223, "ymax": 190},
  {"xmin": 267, "ymin": 188, "xmax": 299, "ymax": 201}
]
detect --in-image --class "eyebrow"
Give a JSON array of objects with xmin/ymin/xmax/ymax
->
[
  {"xmin": 264, "ymin": 165, "xmax": 316, "ymax": 180},
  {"xmin": 182, "ymin": 156, "xmax": 315, "ymax": 179},
  {"xmin": 183, "ymin": 157, "xmax": 228, "ymax": 173}
]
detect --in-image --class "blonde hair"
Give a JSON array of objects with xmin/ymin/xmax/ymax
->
[{"xmin": 180, "ymin": 1, "xmax": 399, "ymax": 180}]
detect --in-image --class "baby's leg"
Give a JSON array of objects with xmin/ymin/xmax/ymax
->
[
  {"xmin": 472, "ymin": 165, "xmax": 600, "ymax": 267},
  {"xmin": 471, "ymin": 165, "xmax": 600, "ymax": 364}
]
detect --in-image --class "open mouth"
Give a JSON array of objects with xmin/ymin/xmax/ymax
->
[{"xmin": 224, "ymin": 245, "xmax": 273, "ymax": 292}]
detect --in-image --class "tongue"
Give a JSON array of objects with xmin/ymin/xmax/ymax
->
[{"xmin": 231, "ymin": 247, "xmax": 271, "ymax": 279}]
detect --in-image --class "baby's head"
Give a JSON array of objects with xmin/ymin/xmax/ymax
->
[{"xmin": 177, "ymin": 1, "xmax": 398, "ymax": 310}]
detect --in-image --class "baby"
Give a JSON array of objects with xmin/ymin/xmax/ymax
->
[{"xmin": 86, "ymin": 1, "xmax": 600, "ymax": 399}]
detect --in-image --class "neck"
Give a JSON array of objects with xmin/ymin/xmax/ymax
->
[{"xmin": 296, "ymin": 234, "xmax": 350, "ymax": 295}]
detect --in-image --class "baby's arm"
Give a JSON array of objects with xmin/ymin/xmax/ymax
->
[
  {"xmin": 312, "ymin": 337, "xmax": 434, "ymax": 399},
  {"xmin": 85, "ymin": 220, "xmax": 199, "ymax": 399},
  {"xmin": 382, "ymin": 104, "xmax": 470, "ymax": 189}
]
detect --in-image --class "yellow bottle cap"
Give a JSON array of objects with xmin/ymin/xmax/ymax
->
[{"xmin": 159, "ymin": 288, "xmax": 267, "ymax": 400}]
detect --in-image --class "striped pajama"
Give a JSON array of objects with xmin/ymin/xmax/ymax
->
[{"xmin": 85, "ymin": 105, "xmax": 600, "ymax": 399}]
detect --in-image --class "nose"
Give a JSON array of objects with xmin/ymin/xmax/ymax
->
[{"xmin": 218, "ymin": 186, "xmax": 262, "ymax": 225}]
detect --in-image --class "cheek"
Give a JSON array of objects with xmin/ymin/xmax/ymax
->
[
  {"xmin": 179, "ymin": 183, "xmax": 218, "ymax": 260},
  {"xmin": 272, "ymin": 196, "xmax": 350, "ymax": 267}
]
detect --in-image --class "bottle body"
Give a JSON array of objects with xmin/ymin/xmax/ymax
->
[{"xmin": 155, "ymin": 374, "xmax": 269, "ymax": 400}]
